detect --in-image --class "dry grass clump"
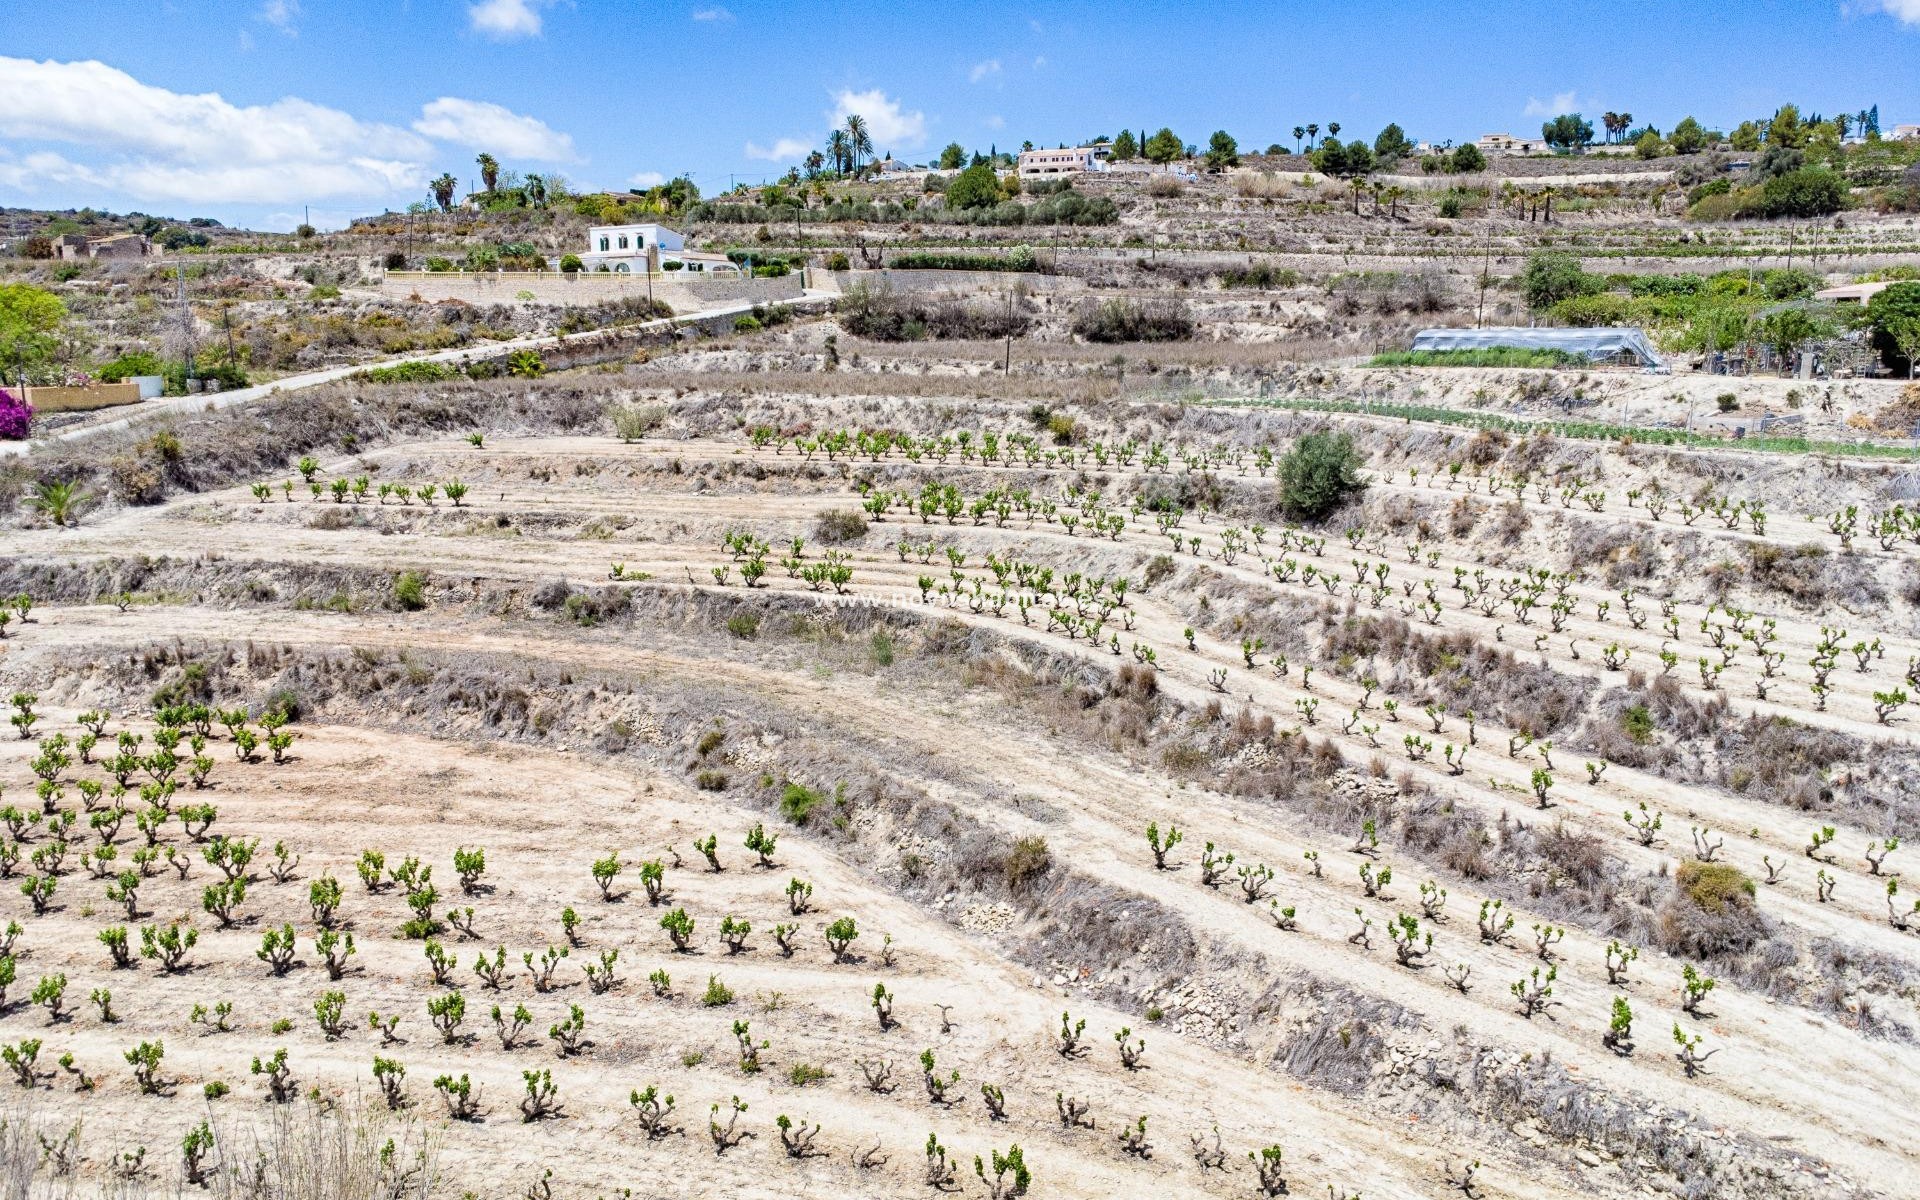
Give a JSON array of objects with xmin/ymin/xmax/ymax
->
[{"xmin": 812, "ymin": 507, "xmax": 869, "ymax": 544}]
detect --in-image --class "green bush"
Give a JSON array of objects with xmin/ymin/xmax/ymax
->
[
  {"xmin": 1866, "ymin": 282, "xmax": 1920, "ymax": 375},
  {"xmin": 945, "ymin": 163, "xmax": 1001, "ymax": 210},
  {"xmin": 824, "ymin": 252, "xmax": 851, "ymax": 272},
  {"xmin": 732, "ymin": 315, "xmax": 762, "ymax": 333},
  {"xmin": 1740, "ymin": 168, "xmax": 1847, "ymax": 219},
  {"xmin": 1521, "ymin": 252, "xmax": 1602, "ymax": 312},
  {"xmin": 559, "ymin": 254, "xmax": 583, "ymax": 273},
  {"xmin": 1550, "ymin": 292, "xmax": 1636, "ymax": 326},
  {"xmin": 363, "ymin": 360, "xmax": 456, "ymax": 384},
  {"xmin": 424, "ymin": 257, "xmax": 453, "ymax": 273},
  {"xmin": 779, "ymin": 782, "xmax": 824, "ymax": 825},
  {"xmin": 1275, "ymin": 432, "xmax": 1368, "ymax": 521},
  {"xmin": 1003, "ymin": 836, "xmax": 1052, "ymax": 891},
  {"xmin": 392, "ymin": 572, "xmax": 427, "ymax": 612},
  {"xmin": 98, "ymin": 352, "xmax": 163, "ymax": 382}
]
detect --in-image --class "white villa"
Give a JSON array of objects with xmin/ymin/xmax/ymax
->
[
  {"xmin": 1016, "ymin": 143, "xmax": 1113, "ymax": 179},
  {"xmin": 553, "ymin": 223, "xmax": 740, "ymax": 275}
]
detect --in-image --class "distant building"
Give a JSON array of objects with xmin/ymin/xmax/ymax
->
[
  {"xmin": 52, "ymin": 232, "xmax": 152, "ymax": 261},
  {"xmin": 1891, "ymin": 124, "xmax": 1920, "ymax": 142},
  {"xmin": 554, "ymin": 223, "xmax": 739, "ymax": 275},
  {"xmin": 1474, "ymin": 132, "xmax": 1548, "ymax": 157},
  {"xmin": 1016, "ymin": 144, "xmax": 1111, "ymax": 179}
]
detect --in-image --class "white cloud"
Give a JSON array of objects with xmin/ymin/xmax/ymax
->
[
  {"xmin": 830, "ymin": 88, "xmax": 927, "ymax": 150},
  {"xmin": 0, "ymin": 149, "xmax": 421, "ymax": 207},
  {"xmin": 1523, "ymin": 90, "xmax": 1582, "ymax": 118},
  {"xmin": 745, "ymin": 137, "xmax": 814, "ymax": 161},
  {"xmin": 628, "ymin": 170, "xmax": 666, "ymax": 188},
  {"xmin": 0, "ymin": 56, "xmax": 431, "ymax": 204},
  {"xmin": 468, "ymin": 0, "xmax": 546, "ymax": 40},
  {"xmin": 1859, "ymin": 0, "xmax": 1920, "ymax": 23},
  {"xmin": 968, "ymin": 58, "xmax": 1001, "ymax": 83},
  {"xmin": 983, "ymin": 114, "xmax": 1005, "ymax": 130},
  {"xmin": 413, "ymin": 97, "xmax": 578, "ymax": 161},
  {"xmin": 692, "ymin": 6, "xmax": 734, "ymax": 20},
  {"xmin": 258, "ymin": 0, "xmax": 299, "ymax": 34}
]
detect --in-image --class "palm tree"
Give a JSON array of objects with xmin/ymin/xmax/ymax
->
[
  {"xmin": 524, "ymin": 174, "xmax": 547, "ymax": 209},
  {"xmin": 1369, "ymin": 180, "xmax": 1386, "ymax": 216},
  {"xmin": 1306, "ymin": 123, "xmax": 1319, "ymax": 147},
  {"xmin": 476, "ymin": 153, "xmax": 499, "ymax": 193},
  {"xmin": 826, "ymin": 130, "xmax": 851, "ymax": 176},
  {"xmin": 429, "ymin": 174, "xmax": 457, "ymax": 213},
  {"xmin": 804, "ymin": 150, "xmax": 825, "ymax": 179},
  {"xmin": 1292, "ymin": 126, "xmax": 1305, "ymax": 154},
  {"xmin": 1327, "ymin": 122, "xmax": 1341, "ymax": 143},
  {"xmin": 844, "ymin": 115, "xmax": 873, "ymax": 172},
  {"xmin": 30, "ymin": 480, "xmax": 87, "ymax": 528}
]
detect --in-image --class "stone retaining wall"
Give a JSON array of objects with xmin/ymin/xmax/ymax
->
[{"xmin": 367, "ymin": 271, "xmax": 804, "ymax": 311}]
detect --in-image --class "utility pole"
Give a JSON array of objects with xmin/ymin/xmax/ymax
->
[
  {"xmin": 177, "ymin": 265, "xmax": 196, "ymax": 389},
  {"xmin": 1003, "ymin": 288, "xmax": 1013, "ymax": 376}
]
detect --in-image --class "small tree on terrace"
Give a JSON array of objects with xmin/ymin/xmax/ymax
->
[
  {"xmin": 1521, "ymin": 250, "xmax": 1600, "ymax": 312},
  {"xmin": 1204, "ymin": 131, "xmax": 1240, "ymax": 172},
  {"xmin": 1276, "ymin": 432, "xmax": 1368, "ymax": 521},
  {"xmin": 430, "ymin": 174, "xmax": 457, "ymax": 213},
  {"xmin": 1143, "ymin": 128, "xmax": 1184, "ymax": 164},
  {"xmin": 945, "ymin": 164, "xmax": 1001, "ymax": 211},
  {"xmin": 1372, "ymin": 123, "xmax": 1414, "ymax": 164},
  {"xmin": 1110, "ymin": 130, "xmax": 1138, "ymax": 161}
]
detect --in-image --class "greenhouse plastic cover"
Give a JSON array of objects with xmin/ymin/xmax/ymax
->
[{"xmin": 1410, "ymin": 327, "xmax": 1663, "ymax": 366}]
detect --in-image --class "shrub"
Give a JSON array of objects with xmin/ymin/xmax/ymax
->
[
  {"xmin": 1276, "ymin": 432, "xmax": 1368, "ymax": 520},
  {"xmin": 813, "ymin": 509, "xmax": 868, "ymax": 544},
  {"xmin": 363, "ymin": 360, "xmax": 456, "ymax": 384},
  {"xmin": 945, "ymin": 164, "xmax": 1002, "ymax": 210},
  {"xmin": 1004, "ymin": 836, "xmax": 1052, "ymax": 891},
  {"xmin": 559, "ymin": 254, "xmax": 583, "ymax": 273},
  {"xmin": 609, "ymin": 403, "xmax": 666, "ymax": 442},
  {"xmin": 0, "ymin": 390, "xmax": 32, "ymax": 442},
  {"xmin": 888, "ymin": 248, "xmax": 1038, "ymax": 272},
  {"xmin": 779, "ymin": 782, "xmax": 825, "ymax": 825},
  {"xmin": 733, "ymin": 315, "xmax": 762, "ymax": 333},
  {"xmin": 392, "ymin": 571, "xmax": 428, "ymax": 612},
  {"xmin": 1070, "ymin": 298, "xmax": 1194, "ymax": 343},
  {"xmin": 1658, "ymin": 862, "xmax": 1764, "ymax": 958},
  {"xmin": 1521, "ymin": 252, "xmax": 1602, "ymax": 312},
  {"xmin": 824, "ymin": 251, "xmax": 851, "ymax": 271}
]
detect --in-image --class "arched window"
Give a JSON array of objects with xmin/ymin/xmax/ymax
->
[
  {"xmin": 598, "ymin": 237, "xmax": 609, "ymax": 251},
  {"xmin": 618, "ymin": 235, "xmax": 629, "ymax": 249}
]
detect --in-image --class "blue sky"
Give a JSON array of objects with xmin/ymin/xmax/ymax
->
[{"xmin": 3, "ymin": 0, "xmax": 1919, "ymax": 230}]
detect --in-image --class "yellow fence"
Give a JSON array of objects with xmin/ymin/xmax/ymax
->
[{"xmin": 23, "ymin": 383, "xmax": 144, "ymax": 413}]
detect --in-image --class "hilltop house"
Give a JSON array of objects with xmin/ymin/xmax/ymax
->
[
  {"xmin": 1474, "ymin": 132, "xmax": 1548, "ymax": 157},
  {"xmin": 552, "ymin": 223, "xmax": 740, "ymax": 275}
]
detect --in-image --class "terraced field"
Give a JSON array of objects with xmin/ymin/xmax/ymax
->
[{"xmin": 0, "ymin": 380, "xmax": 1916, "ymax": 1199}]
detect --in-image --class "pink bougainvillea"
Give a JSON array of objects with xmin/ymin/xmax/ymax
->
[{"xmin": 0, "ymin": 388, "xmax": 31, "ymax": 440}]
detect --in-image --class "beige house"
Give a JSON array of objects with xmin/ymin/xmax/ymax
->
[{"xmin": 52, "ymin": 232, "xmax": 153, "ymax": 260}]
